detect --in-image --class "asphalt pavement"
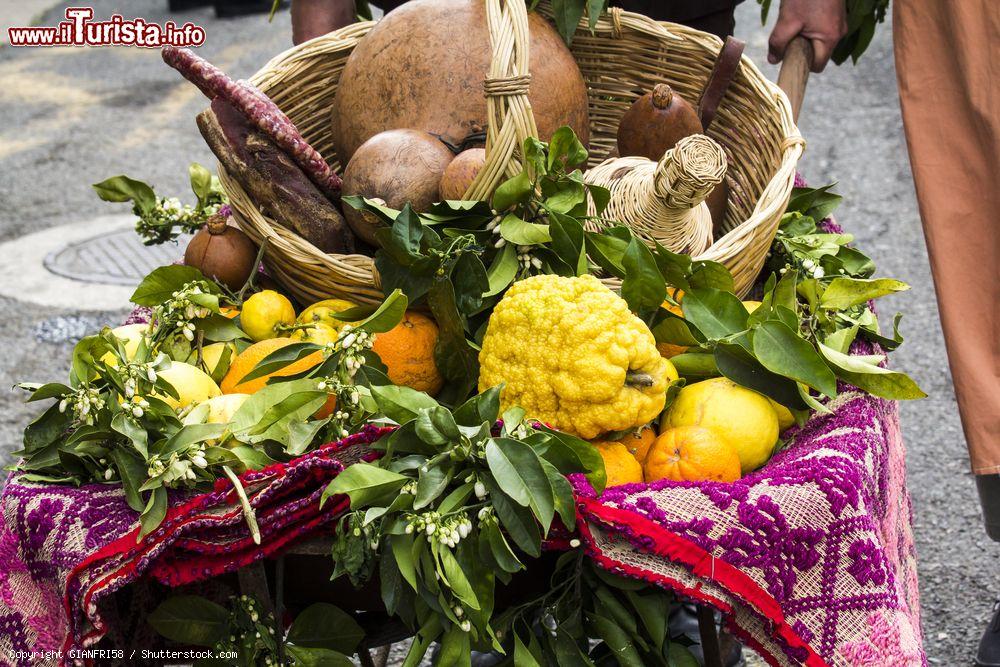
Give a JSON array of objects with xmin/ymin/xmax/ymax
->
[{"xmin": 0, "ymin": 1, "xmax": 993, "ymax": 663}]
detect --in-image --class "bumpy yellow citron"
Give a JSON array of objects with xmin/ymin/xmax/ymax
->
[
  {"xmin": 665, "ymin": 377, "xmax": 778, "ymax": 473},
  {"xmin": 157, "ymin": 361, "xmax": 222, "ymax": 410},
  {"xmin": 478, "ymin": 275, "xmax": 671, "ymax": 439}
]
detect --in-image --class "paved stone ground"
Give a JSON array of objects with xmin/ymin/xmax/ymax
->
[{"xmin": 0, "ymin": 2, "xmax": 994, "ymax": 664}]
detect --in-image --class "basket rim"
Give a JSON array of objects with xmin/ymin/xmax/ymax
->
[{"xmin": 227, "ymin": 5, "xmax": 805, "ymax": 300}]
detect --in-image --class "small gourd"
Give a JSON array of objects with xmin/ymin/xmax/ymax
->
[
  {"xmin": 184, "ymin": 210, "xmax": 258, "ymax": 290},
  {"xmin": 439, "ymin": 148, "xmax": 486, "ymax": 200},
  {"xmin": 584, "ymin": 134, "xmax": 727, "ymax": 255}
]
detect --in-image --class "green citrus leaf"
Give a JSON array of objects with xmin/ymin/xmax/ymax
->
[{"xmin": 752, "ymin": 320, "xmax": 838, "ymax": 397}]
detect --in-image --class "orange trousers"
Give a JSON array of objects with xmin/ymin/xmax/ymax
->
[{"xmin": 893, "ymin": 1, "xmax": 1000, "ymax": 475}]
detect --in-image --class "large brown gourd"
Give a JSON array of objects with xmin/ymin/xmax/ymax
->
[{"xmin": 331, "ymin": 0, "xmax": 590, "ymax": 165}]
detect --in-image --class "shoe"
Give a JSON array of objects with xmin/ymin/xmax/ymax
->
[{"xmin": 977, "ymin": 600, "xmax": 1000, "ymax": 666}]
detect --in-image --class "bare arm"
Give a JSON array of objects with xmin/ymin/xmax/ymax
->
[
  {"xmin": 291, "ymin": 0, "xmax": 356, "ymax": 45},
  {"xmin": 767, "ymin": 0, "xmax": 848, "ymax": 73}
]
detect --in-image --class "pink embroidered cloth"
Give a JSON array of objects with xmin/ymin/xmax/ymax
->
[{"xmin": 0, "ymin": 368, "xmax": 924, "ymax": 666}]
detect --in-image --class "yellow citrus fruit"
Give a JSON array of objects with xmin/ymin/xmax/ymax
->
[
  {"xmin": 662, "ymin": 357, "xmax": 679, "ymax": 383},
  {"xmin": 186, "ymin": 342, "xmax": 236, "ymax": 383},
  {"xmin": 644, "ymin": 426, "xmax": 742, "ymax": 483},
  {"xmin": 594, "ymin": 425, "xmax": 658, "ymax": 466},
  {"xmin": 292, "ymin": 322, "xmax": 340, "ymax": 346},
  {"xmin": 743, "ymin": 300, "xmax": 762, "ymax": 313},
  {"xmin": 221, "ymin": 338, "xmax": 323, "ymax": 395},
  {"xmin": 182, "ymin": 393, "xmax": 250, "ymax": 446},
  {"xmin": 665, "ymin": 377, "xmax": 778, "ymax": 473},
  {"xmin": 297, "ymin": 298, "xmax": 358, "ymax": 332},
  {"xmin": 101, "ymin": 323, "xmax": 149, "ymax": 366},
  {"xmin": 592, "ymin": 441, "xmax": 644, "ymax": 487},
  {"xmin": 372, "ymin": 311, "xmax": 444, "ymax": 395},
  {"xmin": 656, "ymin": 300, "xmax": 687, "ymax": 359},
  {"xmin": 157, "ymin": 361, "xmax": 222, "ymax": 410},
  {"xmin": 241, "ymin": 290, "xmax": 296, "ymax": 342},
  {"xmin": 768, "ymin": 398, "xmax": 796, "ymax": 432}
]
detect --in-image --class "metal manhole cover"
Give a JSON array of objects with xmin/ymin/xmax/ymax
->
[{"xmin": 43, "ymin": 228, "xmax": 192, "ymax": 286}]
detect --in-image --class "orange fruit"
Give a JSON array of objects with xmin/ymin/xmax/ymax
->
[
  {"xmin": 220, "ymin": 306, "xmax": 240, "ymax": 319},
  {"xmin": 592, "ymin": 441, "xmax": 644, "ymax": 487},
  {"xmin": 220, "ymin": 338, "xmax": 323, "ymax": 394},
  {"xmin": 644, "ymin": 426, "xmax": 742, "ymax": 483},
  {"xmin": 372, "ymin": 311, "xmax": 444, "ymax": 395},
  {"xmin": 593, "ymin": 425, "xmax": 657, "ymax": 466}
]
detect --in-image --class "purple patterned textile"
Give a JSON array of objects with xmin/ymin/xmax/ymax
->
[{"xmin": 574, "ymin": 352, "xmax": 925, "ymax": 665}]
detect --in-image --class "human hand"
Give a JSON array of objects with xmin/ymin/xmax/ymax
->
[
  {"xmin": 291, "ymin": 0, "xmax": 355, "ymax": 45},
  {"xmin": 767, "ymin": 0, "xmax": 847, "ymax": 73}
]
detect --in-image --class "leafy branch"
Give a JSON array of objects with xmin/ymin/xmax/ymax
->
[
  {"xmin": 320, "ymin": 385, "xmax": 604, "ymax": 664},
  {"xmin": 93, "ymin": 162, "xmax": 227, "ymax": 245},
  {"xmin": 150, "ymin": 594, "xmax": 363, "ymax": 666}
]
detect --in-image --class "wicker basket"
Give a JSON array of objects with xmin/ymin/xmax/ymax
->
[{"xmin": 221, "ymin": 1, "xmax": 804, "ymax": 304}]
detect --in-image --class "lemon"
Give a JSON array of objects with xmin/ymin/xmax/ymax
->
[
  {"xmin": 157, "ymin": 361, "xmax": 222, "ymax": 410},
  {"xmin": 186, "ymin": 342, "xmax": 236, "ymax": 384},
  {"xmin": 296, "ymin": 298, "xmax": 358, "ymax": 332},
  {"xmin": 292, "ymin": 322, "xmax": 340, "ymax": 346},
  {"xmin": 742, "ymin": 300, "xmax": 762, "ymax": 313},
  {"xmin": 183, "ymin": 393, "xmax": 250, "ymax": 446},
  {"xmin": 241, "ymin": 290, "xmax": 296, "ymax": 342},
  {"xmin": 101, "ymin": 323, "xmax": 149, "ymax": 366},
  {"xmin": 665, "ymin": 377, "xmax": 778, "ymax": 473},
  {"xmin": 768, "ymin": 398, "xmax": 796, "ymax": 432},
  {"xmin": 663, "ymin": 357, "xmax": 679, "ymax": 383}
]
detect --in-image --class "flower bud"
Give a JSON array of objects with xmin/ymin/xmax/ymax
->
[{"xmin": 474, "ymin": 481, "xmax": 487, "ymax": 499}]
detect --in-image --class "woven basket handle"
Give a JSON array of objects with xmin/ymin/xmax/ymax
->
[
  {"xmin": 776, "ymin": 36, "xmax": 813, "ymax": 122},
  {"xmin": 463, "ymin": 0, "xmax": 539, "ymax": 201}
]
